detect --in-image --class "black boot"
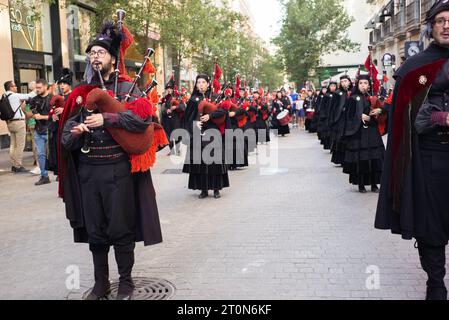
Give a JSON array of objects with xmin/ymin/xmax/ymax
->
[
  {"xmin": 371, "ymin": 184, "xmax": 379, "ymax": 193},
  {"xmin": 417, "ymin": 241, "xmax": 447, "ymax": 300},
  {"xmin": 358, "ymin": 185, "xmax": 367, "ymax": 193},
  {"xmin": 213, "ymin": 190, "xmax": 221, "ymax": 199},
  {"xmin": 85, "ymin": 244, "xmax": 110, "ymax": 300},
  {"xmin": 198, "ymin": 190, "xmax": 208, "ymax": 199},
  {"xmin": 114, "ymin": 243, "xmax": 135, "ymax": 300}
]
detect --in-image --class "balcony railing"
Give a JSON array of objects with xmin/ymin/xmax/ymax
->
[
  {"xmin": 394, "ymin": 9, "xmax": 405, "ymax": 33},
  {"xmin": 406, "ymin": 0, "xmax": 420, "ymax": 25}
]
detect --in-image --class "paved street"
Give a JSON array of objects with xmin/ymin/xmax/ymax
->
[{"xmin": 0, "ymin": 127, "xmax": 446, "ymax": 300}]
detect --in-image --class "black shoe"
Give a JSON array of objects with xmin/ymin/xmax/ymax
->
[
  {"xmin": 114, "ymin": 244, "xmax": 135, "ymax": 301},
  {"xmin": 35, "ymin": 176, "xmax": 50, "ymax": 186},
  {"xmin": 213, "ymin": 190, "xmax": 221, "ymax": 199},
  {"xmin": 199, "ymin": 191, "xmax": 208, "ymax": 199},
  {"xmin": 358, "ymin": 186, "xmax": 367, "ymax": 193},
  {"xmin": 371, "ymin": 185, "xmax": 380, "ymax": 193},
  {"xmin": 14, "ymin": 166, "xmax": 29, "ymax": 174},
  {"xmin": 85, "ymin": 247, "xmax": 110, "ymax": 300},
  {"xmin": 11, "ymin": 166, "xmax": 17, "ymax": 173},
  {"xmin": 426, "ymin": 286, "xmax": 448, "ymax": 300}
]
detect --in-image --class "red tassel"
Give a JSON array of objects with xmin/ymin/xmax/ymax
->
[
  {"xmin": 213, "ymin": 79, "xmax": 221, "ymax": 94},
  {"xmin": 143, "ymin": 59, "xmax": 156, "ymax": 75}
]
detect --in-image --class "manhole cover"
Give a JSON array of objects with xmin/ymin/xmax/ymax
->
[
  {"xmin": 82, "ymin": 277, "xmax": 176, "ymax": 300},
  {"xmin": 162, "ymin": 169, "xmax": 183, "ymax": 174}
]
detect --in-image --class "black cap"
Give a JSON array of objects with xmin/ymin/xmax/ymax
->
[
  {"xmin": 340, "ymin": 75, "xmax": 351, "ymax": 81},
  {"xmin": 426, "ymin": 0, "xmax": 449, "ymax": 22}
]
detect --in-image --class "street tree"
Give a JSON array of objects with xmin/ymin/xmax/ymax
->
[{"xmin": 274, "ymin": 0, "xmax": 359, "ymax": 86}]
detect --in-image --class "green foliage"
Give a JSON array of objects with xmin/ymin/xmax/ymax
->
[
  {"xmin": 274, "ymin": 0, "xmax": 360, "ymax": 86},
  {"xmin": 12, "ymin": 0, "xmax": 284, "ymax": 89}
]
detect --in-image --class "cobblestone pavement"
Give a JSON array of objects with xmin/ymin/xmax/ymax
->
[{"xmin": 0, "ymin": 127, "xmax": 447, "ymax": 300}]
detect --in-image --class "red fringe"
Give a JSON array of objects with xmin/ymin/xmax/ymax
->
[{"xmin": 130, "ymin": 127, "xmax": 168, "ymax": 173}]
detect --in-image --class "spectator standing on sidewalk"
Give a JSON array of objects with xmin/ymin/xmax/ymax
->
[
  {"xmin": 24, "ymin": 81, "xmax": 40, "ymax": 174},
  {"xmin": 3, "ymin": 80, "xmax": 36, "ymax": 173},
  {"xmin": 27, "ymin": 79, "xmax": 52, "ymax": 185}
]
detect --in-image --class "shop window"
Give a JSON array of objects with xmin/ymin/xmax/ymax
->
[{"xmin": 9, "ymin": 0, "xmax": 52, "ymax": 53}]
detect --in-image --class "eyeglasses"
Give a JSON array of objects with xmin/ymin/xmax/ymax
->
[
  {"xmin": 433, "ymin": 17, "xmax": 449, "ymax": 27},
  {"xmin": 88, "ymin": 49, "xmax": 107, "ymax": 58}
]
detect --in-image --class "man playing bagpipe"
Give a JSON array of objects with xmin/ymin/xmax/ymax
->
[
  {"xmin": 58, "ymin": 14, "xmax": 167, "ymax": 300},
  {"xmin": 376, "ymin": 0, "xmax": 449, "ymax": 300}
]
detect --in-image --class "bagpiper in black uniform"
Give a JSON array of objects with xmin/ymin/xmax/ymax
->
[
  {"xmin": 161, "ymin": 76, "xmax": 183, "ymax": 155},
  {"xmin": 311, "ymin": 87, "xmax": 327, "ymax": 135},
  {"xmin": 59, "ymin": 21, "xmax": 163, "ymax": 300},
  {"xmin": 182, "ymin": 74, "xmax": 230, "ymax": 199},
  {"xmin": 317, "ymin": 81, "xmax": 337, "ymax": 149},
  {"xmin": 342, "ymin": 74, "xmax": 385, "ymax": 193},
  {"xmin": 329, "ymin": 75, "xmax": 352, "ymax": 166},
  {"xmin": 376, "ymin": 1, "xmax": 449, "ymax": 300}
]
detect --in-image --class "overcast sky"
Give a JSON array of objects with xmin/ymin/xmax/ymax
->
[{"xmin": 247, "ymin": 0, "xmax": 283, "ymax": 43}]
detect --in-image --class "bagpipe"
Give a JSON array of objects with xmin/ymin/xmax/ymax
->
[
  {"xmin": 368, "ymin": 95, "xmax": 387, "ymax": 135},
  {"xmin": 197, "ymin": 82, "xmax": 233, "ymax": 127},
  {"xmin": 49, "ymin": 95, "xmax": 65, "ymax": 121}
]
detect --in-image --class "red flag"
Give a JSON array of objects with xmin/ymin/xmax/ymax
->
[
  {"xmin": 364, "ymin": 54, "xmax": 380, "ymax": 95},
  {"xmin": 234, "ymin": 74, "xmax": 241, "ymax": 98},
  {"xmin": 213, "ymin": 63, "xmax": 222, "ymax": 94}
]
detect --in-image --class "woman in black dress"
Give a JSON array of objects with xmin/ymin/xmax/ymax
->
[
  {"xmin": 342, "ymin": 75, "xmax": 385, "ymax": 193},
  {"xmin": 182, "ymin": 74, "xmax": 230, "ymax": 199}
]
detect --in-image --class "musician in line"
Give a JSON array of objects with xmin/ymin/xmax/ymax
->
[
  {"xmin": 182, "ymin": 74, "xmax": 230, "ymax": 199},
  {"xmin": 59, "ymin": 20, "xmax": 163, "ymax": 300},
  {"xmin": 317, "ymin": 81, "xmax": 337, "ymax": 150},
  {"xmin": 271, "ymin": 90, "xmax": 290, "ymax": 136},
  {"xmin": 161, "ymin": 76, "xmax": 184, "ymax": 156},
  {"xmin": 329, "ymin": 75, "xmax": 352, "ymax": 166},
  {"xmin": 254, "ymin": 89, "xmax": 270, "ymax": 144},
  {"xmin": 376, "ymin": 1, "xmax": 449, "ymax": 299},
  {"xmin": 227, "ymin": 88, "xmax": 249, "ymax": 170},
  {"xmin": 47, "ymin": 68, "xmax": 73, "ymax": 177},
  {"xmin": 304, "ymin": 89, "xmax": 315, "ymax": 132},
  {"xmin": 342, "ymin": 74, "xmax": 385, "ymax": 193}
]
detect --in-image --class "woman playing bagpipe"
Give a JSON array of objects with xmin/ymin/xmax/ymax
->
[
  {"xmin": 161, "ymin": 75, "xmax": 185, "ymax": 156},
  {"xmin": 224, "ymin": 87, "xmax": 249, "ymax": 171},
  {"xmin": 329, "ymin": 75, "xmax": 353, "ymax": 166},
  {"xmin": 58, "ymin": 15, "xmax": 167, "ymax": 300},
  {"xmin": 342, "ymin": 74, "xmax": 385, "ymax": 193},
  {"xmin": 317, "ymin": 81, "xmax": 337, "ymax": 149},
  {"xmin": 255, "ymin": 89, "xmax": 271, "ymax": 144},
  {"xmin": 182, "ymin": 74, "xmax": 230, "ymax": 199},
  {"xmin": 311, "ymin": 87, "xmax": 327, "ymax": 135}
]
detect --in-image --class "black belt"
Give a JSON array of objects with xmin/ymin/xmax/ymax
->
[{"xmin": 7, "ymin": 119, "xmax": 25, "ymax": 122}]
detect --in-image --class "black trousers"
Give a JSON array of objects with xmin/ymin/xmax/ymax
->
[{"xmin": 78, "ymin": 160, "xmax": 136, "ymax": 246}]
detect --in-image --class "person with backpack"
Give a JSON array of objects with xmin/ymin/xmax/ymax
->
[{"xmin": 1, "ymin": 81, "xmax": 36, "ymax": 173}]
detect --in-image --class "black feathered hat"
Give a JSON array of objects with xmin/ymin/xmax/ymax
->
[
  {"xmin": 85, "ymin": 21, "xmax": 122, "ymax": 59},
  {"xmin": 426, "ymin": 0, "xmax": 449, "ymax": 22},
  {"xmin": 57, "ymin": 68, "xmax": 73, "ymax": 86}
]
